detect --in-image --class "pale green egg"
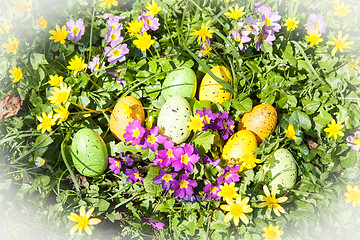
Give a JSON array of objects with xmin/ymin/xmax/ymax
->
[{"xmin": 162, "ymin": 67, "xmax": 197, "ymax": 101}]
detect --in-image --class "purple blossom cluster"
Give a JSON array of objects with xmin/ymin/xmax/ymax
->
[
  {"xmin": 108, "ymin": 152, "xmax": 143, "ymax": 183},
  {"xmin": 138, "ymin": 11, "xmax": 160, "ymax": 32}
]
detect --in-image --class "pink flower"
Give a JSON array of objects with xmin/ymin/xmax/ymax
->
[
  {"xmin": 203, "ymin": 183, "xmax": 221, "ymax": 201},
  {"xmin": 171, "ymin": 143, "xmax": 200, "ymax": 173},
  {"xmin": 305, "ymin": 13, "xmax": 327, "ymax": 34},
  {"xmin": 138, "ymin": 11, "xmax": 160, "ymax": 32},
  {"xmin": 123, "ymin": 119, "xmax": 146, "ymax": 146},
  {"xmin": 141, "ymin": 126, "xmax": 167, "ymax": 152},
  {"xmin": 346, "ymin": 131, "xmax": 360, "ymax": 151},
  {"xmin": 104, "ymin": 41, "xmax": 129, "ymax": 64},
  {"xmin": 66, "ymin": 18, "xmax": 85, "ymax": 42}
]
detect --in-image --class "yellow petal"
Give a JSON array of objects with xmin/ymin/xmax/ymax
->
[
  {"xmin": 89, "ymin": 218, "xmax": 101, "ymax": 225},
  {"xmin": 70, "ymin": 224, "xmax": 79, "ymax": 235},
  {"xmin": 80, "ymin": 206, "xmax": 86, "ymax": 217},
  {"xmin": 224, "ymin": 212, "xmax": 232, "ymax": 222},
  {"xmin": 84, "ymin": 226, "xmax": 92, "ymax": 236},
  {"xmin": 263, "ymin": 185, "xmax": 270, "ymax": 197},
  {"xmin": 86, "ymin": 207, "xmax": 95, "ymax": 219},
  {"xmin": 220, "ymin": 204, "xmax": 231, "ymax": 211},
  {"xmin": 240, "ymin": 214, "xmax": 249, "ymax": 225}
]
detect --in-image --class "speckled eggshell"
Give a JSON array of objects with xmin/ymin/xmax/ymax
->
[
  {"xmin": 71, "ymin": 128, "xmax": 109, "ymax": 177},
  {"xmin": 157, "ymin": 95, "xmax": 191, "ymax": 144},
  {"xmin": 221, "ymin": 130, "xmax": 258, "ymax": 165},
  {"xmin": 238, "ymin": 104, "xmax": 277, "ymax": 143},
  {"xmin": 263, "ymin": 148, "xmax": 297, "ymax": 189},
  {"xmin": 110, "ymin": 96, "xmax": 145, "ymax": 141},
  {"xmin": 199, "ymin": 66, "xmax": 232, "ymax": 104},
  {"xmin": 162, "ymin": 67, "xmax": 197, "ymax": 101}
]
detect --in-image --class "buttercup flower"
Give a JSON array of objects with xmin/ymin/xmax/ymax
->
[
  {"xmin": 88, "ymin": 55, "xmax": 105, "ymax": 73},
  {"xmin": 9, "ymin": 66, "xmax": 22, "ymax": 83},
  {"xmin": 332, "ymin": 1, "xmax": 351, "ymax": 17},
  {"xmin": 220, "ymin": 194, "xmax": 253, "ymax": 226},
  {"xmin": 224, "ymin": 6, "xmax": 246, "ymax": 20},
  {"xmin": 124, "ymin": 167, "xmax": 143, "ymax": 183},
  {"xmin": 108, "ymin": 157, "xmax": 122, "ymax": 174},
  {"xmin": 48, "ymin": 74, "xmax": 63, "ymax": 87},
  {"xmin": 66, "ymin": 18, "xmax": 85, "ymax": 42},
  {"xmin": 344, "ymin": 185, "xmax": 360, "ymax": 208},
  {"xmin": 284, "ymin": 17, "xmax": 299, "ymax": 31},
  {"xmin": 305, "ymin": 29, "xmax": 323, "ymax": 47},
  {"xmin": 324, "ymin": 119, "xmax": 344, "ymax": 140},
  {"xmin": 0, "ymin": 21, "xmax": 12, "ymax": 34},
  {"xmin": 284, "ymin": 124, "xmax": 297, "ymax": 140},
  {"xmin": 146, "ymin": 0, "xmax": 161, "ymax": 16},
  {"xmin": 188, "ymin": 114, "xmax": 205, "ymax": 132},
  {"xmin": 37, "ymin": 16, "xmax": 47, "ymax": 29},
  {"xmin": 98, "ymin": 0, "xmax": 118, "ymax": 8},
  {"xmin": 237, "ymin": 153, "xmax": 262, "ymax": 171},
  {"xmin": 48, "ymin": 82, "xmax": 72, "ymax": 105},
  {"xmin": 305, "ymin": 13, "xmax": 327, "ymax": 34},
  {"xmin": 67, "ymin": 206, "xmax": 101, "ymax": 236},
  {"xmin": 218, "ymin": 182, "xmax": 238, "ymax": 201},
  {"xmin": 133, "ymin": 32, "xmax": 155, "ymax": 51},
  {"xmin": 2, "ymin": 37, "xmax": 19, "ymax": 54},
  {"xmin": 67, "ymin": 55, "xmax": 87, "ymax": 74},
  {"xmin": 190, "ymin": 20, "xmax": 214, "ymax": 44},
  {"xmin": 123, "ymin": 119, "xmax": 146, "ymax": 146},
  {"xmin": 203, "ymin": 183, "xmax": 221, "ymax": 201},
  {"xmin": 54, "ymin": 102, "xmax": 70, "ymax": 123},
  {"xmin": 171, "ymin": 172, "xmax": 198, "ymax": 199},
  {"xmin": 346, "ymin": 131, "xmax": 360, "ymax": 151},
  {"xmin": 141, "ymin": 126, "xmax": 167, "ymax": 152},
  {"xmin": 49, "ymin": 25, "xmax": 68, "ymax": 44},
  {"xmin": 126, "ymin": 19, "xmax": 144, "ymax": 36},
  {"xmin": 326, "ymin": 31, "xmax": 354, "ymax": 56},
  {"xmin": 37, "ymin": 111, "xmax": 57, "ymax": 134},
  {"xmin": 172, "ymin": 143, "xmax": 200, "ymax": 173},
  {"xmin": 262, "ymin": 224, "xmax": 284, "ymax": 240},
  {"xmin": 257, "ymin": 185, "xmax": 288, "ymax": 218},
  {"xmin": 153, "ymin": 170, "xmax": 177, "ymax": 191},
  {"xmin": 35, "ymin": 157, "xmax": 46, "ymax": 167}
]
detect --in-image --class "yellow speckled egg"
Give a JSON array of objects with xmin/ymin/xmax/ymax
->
[
  {"xmin": 110, "ymin": 96, "xmax": 145, "ymax": 141},
  {"xmin": 238, "ymin": 104, "xmax": 277, "ymax": 143},
  {"xmin": 199, "ymin": 66, "xmax": 232, "ymax": 104},
  {"xmin": 222, "ymin": 130, "xmax": 258, "ymax": 166}
]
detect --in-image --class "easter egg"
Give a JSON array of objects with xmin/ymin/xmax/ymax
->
[
  {"xmin": 162, "ymin": 67, "xmax": 197, "ymax": 101},
  {"xmin": 157, "ymin": 95, "xmax": 191, "ymax": 144},
  {"xmin": 71, "ymin": 128, "xmax": 109, "ymax": 177},
  {"xmin": 110, "ymin": 96, "xmax": 145, "ymax": 141},
  {"xmin": 238, "ymin": 104, "xmax": 277, "ymax": 143},
  {"xmin": 263, "ymin": 148, "xmax": 297, "ymax": 189},
  {"xmin": 222, "ymin": 130, "xmax": 258, "ymax": 166},
  {"xmin": 199, "ymin": 66, "xmax": 232, "ymax": 104}
]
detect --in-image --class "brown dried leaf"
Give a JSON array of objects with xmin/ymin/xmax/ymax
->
[
  {"xmin": 306, "ymin": 138, "xmax": 319, "ymax": 150},
  {"xmin": 66, "ymin": 174, "xmax": 87, "ymax": 188},
  {"xmin": 0, "ymin": 93, "xmax": 23, "ymax": 119}
]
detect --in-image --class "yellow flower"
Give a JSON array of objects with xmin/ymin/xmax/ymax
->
[
  {"xmin": 262, "ymin": 224, "xmax": 284, "ymax": 240},
  {"xmin": 200, "ymin": 43, "xmax": 212, "ymax": 57},
  {"xmin": 126, "ymin": 20, "xmax": 144, "ymax": 36},
  {"xmin": 237, "ymin": 153, "xmax": 262, "ymax": 171},
  {"xmin": 49, "ymin": 25, "xmax": 68, "ymax": 44},
  {"xmin": 36, "ymin": 16, "xmax": 47, "ymax": 29},
  {"xmin": 67, "ymin": 56, "xmax": 87, "ymax": 74},
  {"xmin": 0, "ymin": 21, "xmax": 12, "ymax": 34},
  {"xmin": 345, "ymin": 57, "xmax": 360, "ymax": 72},
  {"xmin": 37, "ymin": 111, "xmax": 57, "ymax": 134},
  {"xmin": 2, "ymin": 37, "xmax": 19, "ymax": 54},
  {"xmin": 187, "ymin": 114, "xmax": 204, "ymax": 132},
  {"xmin": 323, "ymin": 119, "xmax": 344, "ymax": 140},
  {"xmin": 284, "ymin": 17, "xmax": 299, "ymax": 31},
  {"xmin": 120, "ymin": 104, "xmax": 133, "ymax": 119},
  {"xmin": 11, "ymin": 0, "xmax": 31, "ymax": 14},
  {"xmin": 326, "ymin": 31, "xmax": 354, "ymax": 56},
  {"xmin": 332, "ymin": 1, "xmax": 351, "ymax": 17},
  {"xmin": 257, "ymin": 185, "xmax": 288, "ymax": 218},
  {"xmin": 284, "ymin": 124, "xmax": 297, "ymax": 140},
  {"xmin": 305, "ymin": 29, "xmax": 323, "ymax": 47},
  {"xmin": 98, "ymin": 0, "xmax": 118, "ymax": 8},
  {"xmin": 220, "ymin": 194, "xmax": 253, "ymax": 226},
  {"xmin": 146, "ymin": 0, "xmax": 161, "ymax": 16},
  {"xmin": 67, "ymin": 206, "xmax": 101, "ymax": 236},
  {"xmin": 190, "ymin": 20, "xmax": 214, "ymax": 44},
  {"xmin": 344, "ymin": 185, "xmax": 360, "ymax": 208},
  {"xmin": 224, "ymin": 6, "xmax": 246, "ymax": 20},
  {"xmin": 9, "ymin": 66, "xmax": 23, "ymax": 83},
  {"xmin": 48, "ymin": 82, "xmax": 72, "ymax": 105},
  {"xmin": 54, "ymin": 102, "xmax": 70, "ymax": 124},
  {"xmin": 225, "ymin": 0, "xmax": 234, "ymax": 2},
  {"xmin": 48, "ymin": 74, "xmax": 63, "ymax": 87},
  {"xmin": 218, "ymin": 182, "xmax": 238, "ymax": 201},
  {"xmin": 133, "ymin": 32, "xmax": 155, "ymax": 51}
]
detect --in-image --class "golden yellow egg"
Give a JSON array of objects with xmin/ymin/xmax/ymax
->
[
  {"xmin": 199, "ymin": 66, "xmax": 232, "ymax": 104},
  {"xmin": 109, "ymin": 96, "xmax": 145, "ymax": 141}
]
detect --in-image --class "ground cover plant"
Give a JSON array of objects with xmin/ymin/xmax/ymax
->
[{"xmin": 0, "ymin": 0, "xmax": 360, "ymax": 239}]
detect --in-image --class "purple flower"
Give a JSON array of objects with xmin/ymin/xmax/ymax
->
[
  {"xmin": 171, "ymin": 172, "xmax": 198, "ymax": 199},
  {"xmin": 119, "ymin": 152, "xmax": 133, "ymax": 167},
  {"xmin": 244, "ymin": 16, "xmax": 261, "ymax": 35},
  {"xmin": 157, "ymin": 139, "xmax": 178, "ymax": 165},
  {"xmin": 196, "ymin": 108, "xmax": 219, "ymax": 131},
  {"xmin": 181, "ymin": 194, "xmax": 201, "ymax": 203},
  {"xmin": 346, "ymin": 131, "xmax": 360, "ymax": 151},
  {"xmin": 198, "ymin": 38, "xmax": 211, "ymax": 58},
  {"xmin": 216, "ymin": 111, "xmax": 235, "ymax": 140},
  {"xmin": 172, "ymin": 143, "xmax": 200, "ymax": 173},
  {"xmin": 305, "ymin": 13, "xmax": 327, "ymax": 34},
  {"xmin": 141, "ymin": 126, "xmax": 167, "ymax": 152},
  {"xmin": 203, "ymin": 183, "xmax": 221, "ymax": 201},
  {"xmin": 124, "ymin": 167, "xmax": 143, "ymax": 183},
  {"xmin": 216, "ymin": 165, "xmax": 240, "ymax": 185},
  {"xmin": 104, "ymin": 41, "xmax": 129, "ymax": 64},
  {"xmin": 109, "ymin": 157, "xmax": 121, "ymax": 174},
  {"xmin": 66, "ymin": 18, "xmax": 85, "ymax": 42},
  {"xmin": 140, "ymin": 217, "xmax": 164, "ymax": 230},
  {"xmin": 153, "ymin": 170, "xmax": 177, "ymax": 190},
  {"xmin": 138, "ymin": 11, "xmax": 160, "ymax": 32},
  {"xmin": 229, "ymin": 29, "xmax": 252, "ymax": 52},
  {"xmin": 108, "ymin": 69, "xmax": 125, "ymax": 85},
  {"xmin": 123, "ymin": 119, "xmax": 146, "ymax": 146},
  {"xmin": 104, "ymin": 27, "xmax": 124, "ymax": 44},
  {"xmin": 254, "ymin": 2, "xmax": 266, "ymax": 16},
  {"xmin": 106, "ymin": 18, "xmax": 123, "ymax": 31},
  {"xmin": 202, "ymin": 155, "xmax": 221, "ymax": 167},
  {"xmin": 153, "ymin": 154, "xmax": 171, "ymax": 168},
  {"xmin": 261, "ymin": 7, "xmax": 281, "ymax": 33},
  {"xmin": 88, "ymin": 55, "xmax": 105, "ymax": 73},
  {"xmin": 103, "ymin": 13, "xmax": 126, "ymax": 21},
  {"xmin": 255, "ymin": 26, "xmax": 276, "ymax": 51}
]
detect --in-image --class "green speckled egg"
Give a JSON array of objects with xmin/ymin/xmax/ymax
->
[
  {"xmin": 263, "ymin": 148, "xmax": 297, "ymax": 189},
  {"xmin": 71, "ymin": 128, "xmax": 108, "ymax": 177},
  {"xmin": 162, "ymin": 67, "xmax": 197, "ymax": 101},
  {"xmin": 157, "ymin": 95, "xmax": 191, "ymax": 144}
]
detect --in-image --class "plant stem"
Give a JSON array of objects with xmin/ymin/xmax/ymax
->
[
  {"xmin": 81, "ymin": 70, "xmax": 103, "ymax": 90},
  {"xmin": 68, "ymin": 100, "xmax": 110, "ymax": 113}
]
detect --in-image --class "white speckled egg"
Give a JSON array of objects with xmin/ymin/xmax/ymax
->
[{"xmin": 157, "ymin": 95, "xmax": 191, "ymax": 144}]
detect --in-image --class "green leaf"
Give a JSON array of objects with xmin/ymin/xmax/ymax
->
[
  {"xmin": 313, "ymin": 108, "xmax": 332, "ymax": 125},
  {"xmin": 289, "ymin": 110, "xmax": 312, "ymax": 130},
  {"xmin": 30, "ymin": 53, "xmax": 48, "ymax": 70},
  {"xmin": 283, "ymin": 42, "xmax": 296, "ymax": 67},
  {"xmin": 210, "ymin": 210, "xmax": 230, "ymax": 229},
  {"xmin": 193, "ymin": 130, "xmax": 215, "ymax": 155},
  {"xmin": 340, "ymin": 150, "xmax": 357, "ymax": 168},
  {"xmin": 245, "ymin": 61, "xmax": 262, "ymax": 74},
  {"xmin": 230, "ymin": 97, "xmax": 253, "ymax": 114},
  {"xmin": 143, "ymin": 166, "xmax": 163, "ymax": 198}
]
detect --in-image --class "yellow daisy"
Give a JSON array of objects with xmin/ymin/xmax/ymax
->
[
  {"xmin": 133, "ymin": 32, "xmax": 155, "ymax": 51},
  {"xmin": 146, "ymin": 0, "xmax": 161, "ymax": 16},
  {"xmin": 218, "ymin": 182, "xmax": 238, "ymax": 201},
  {"xmin": 257, "ymin": 185, "xmax": 288, "ymax": 218},
  {"xmin": 187, "ymin": 114, "xmax": 204, "ymax": 132},
  {"xmin": 190, "ymin": 20, "xmax": 214, "ymax": 44},
  {"xmin": 54, "ymin": 102, "xmax": 70, "ymax": 124},
  {"xmin": 67, "ymin": 206, "xmax": 101, "ymax": 236},
  {"xmin": 67, "ymin": 56, "xmax": 87, "ymax": 74},
  {"xmin": 49, "ymin": 25, "xmax": 68, "ymax": 44},
  {"xmin": 48, "ymin": 74, "xmax": 63, "ymax": 87},
  {"xmin": 37, "ymin": 111, "xmax": 57, "ymax": 134},
  {"xmin": 119, "ymin": 104, "xmax": 133, "ymax": 118},
  {"xmin": 284, "ymin": 17, "xmax": 299, "ymax": 31},
  {"xmin": 220, "ymin": 194, "xmax": 253, "ymax": 226},
  {"xmin": 323, "ymin": 119, "xmax": 344, "ymax": 140},
  {"xmin": 9, "ymin": 66, "xmax": 23, "ymax": 83},
  {"xmin": 262, "ymin": 224, "xmax": 284, "ymax": 240},
  {"xmin": 2, "ymin": 37, "xmax": 19, "ymax": 54},
  {"xmin": 98, "ymin": 0, "xmax": 118, "ymax": 8},
  {"xmin": 36, "ymin": 16, "xmax": 47, "ymax": 29},
  {"xmin": 237, "ymin": 153, "xmax": 262, "ymax": 171},
  {"xmin": 48, "ymin": 82, "xmax": 72, "ymax": 105},
  {"xmin": 224, "ymin": 6, "xmax": 246, "ymax": 20},
  {"xmin": 344, "ymin": 185, "xmax": 360, "ymax": 208},
  {"xmin": 326, "ymin": 31, "xmax": 354, "ymax": 56},
  {"xmin": 332, "ymin": 1, "xmax": 351, "ymax": 17},
  {"xmin": 126, "ymin": 20, "xmax": 144, "ymax": 36},
  {"xmin": 284, "ymin": 124, "xmax": 297, "ymax": 140},
  {"xmin": 305, "ymin": 29, "xmax": 323, "ymax": 47}
]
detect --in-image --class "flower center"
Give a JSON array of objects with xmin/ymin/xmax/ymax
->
[
  {"xmin": 57, "ymin": 91, "xmax": 69, "ymax": 103},
  {"xmin": 181, "ymin": 154, "xmax": 190, "ymax": 164},
  {"xmin": 133, "ymin": 128, "xmax": 140, "ymax": 138},
  {"xmin": 94, "ymin": 63, "xmax": 99, "ymax": 69},
  {"xmin": 267, "ymin": 229, "xmax": 278, "ymax": 239},
  {"xmin": 230, "ymin": 203, "xmax": 243, "ymax": 217},
  {"xmin": 167, "ymin": 149, "xmax": 174, "ymax": 158},
  {"xmin": 77, "ymin": 216, "xmax": 89, "ymax": 228},
  {"xmin": 203, "ymin": 115, "xmax": 211, "ymax": 124},
  {"xmin": 147, "ymin": 134, "xmax": 157, "ymax": 144},
  {"xmin": 146, "ymin": 19, "xmax": 152, "ymax": 25},
  {"xmin": 259, "ymin": 32, "xmax": 265, "ymax": 40},
  {"xmin": 349, "ymin": 190, "xmax": 360, "ymax": 202},
  {"xmin": 265, "ymin": 18, "xmax": 271, "ymax": 26},
  {"xmin": 14, "ymin": 70, "xmax": 22, "ymax": 78},
  {"xmin": 134, "ymin": 173, "xmax": 142, "ymax": 180},
  {"xmin": 334, "ymin": 39, "xmax": 345, "ymax": 49},
  {"xmin": 224, "ymin": 172, "xmax": 231, "ymax": 179},
  {"xmin": 111, "ymin": 33, "xmax": 117, "ymax": 40},
  {"xmin": 180, "ymin": 180, "xmax": 189, "ymax": 189},
  {"xmin": 112, "ymin": 48, "xmax": 121, "ymax": 57},
  {"xmin": 314, "ymin": 21, "xmax": 320, "ymax": 29},
  {"xmin": 115, "ymin": 161, "xmax": 120, "ymax": 167},
  {"xmin": 210, "ymin": 187, "xmax": 218, "ymax": 193},
  {"xmin": 354, "ymin": 137, "xmax": 360, "ymax": 146},
  {"xmin": 72, "ymin": 26, "xmax": 79, "ymax": 35},
  {"xmin": 162, "ymin": 174, "xmax": 173, "ymax": 182}
]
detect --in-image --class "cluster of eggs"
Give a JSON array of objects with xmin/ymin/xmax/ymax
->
[{"xmin": 70, "ymin": 65, "xmax": 297, "ymax": 189}]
